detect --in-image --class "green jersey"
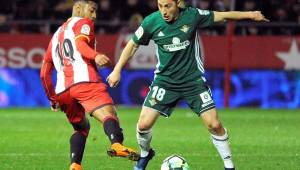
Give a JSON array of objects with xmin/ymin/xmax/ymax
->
[{"xmin": 132, "ymin": 7, "xmax": 214, "ymax": 88}]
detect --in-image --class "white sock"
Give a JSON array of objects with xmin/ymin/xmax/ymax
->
[
  {"xmin": 211, "ymin": 128, "xmax": 234, "ymax": 168},
  {"xmin": 136, "ymin": 126, "xmax": 152, "ymax": 157}
]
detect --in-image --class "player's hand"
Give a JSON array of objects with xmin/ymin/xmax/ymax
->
[
  {"xmin": 251, "ymin": 11, "xmax": 269, "ymax": 22},
  {"xmin": 95, "ymin": 54, "xmax": 110, "ymax": 67},
  {"xmin": 50, "ymin": 101, "xmax": 60, "ymax": 112},
  {"xmin": 106, "ymin": 70, "xmax": 121, "ymax": 88}
]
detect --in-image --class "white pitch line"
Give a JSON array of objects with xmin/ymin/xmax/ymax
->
[{"xmin": 0, "ymin": 153, "xmax": 299, "ymax": 157}]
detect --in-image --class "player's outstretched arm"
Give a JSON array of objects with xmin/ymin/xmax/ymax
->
[
  {"xmin": 107, "ymin": 40, "xmax": 139, "ymax": 87},
  {"xmin": 213, "ymin": 11, "xmax": 269, "ymax": 23}
]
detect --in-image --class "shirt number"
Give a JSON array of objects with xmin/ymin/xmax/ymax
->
[
  {"xmin": 151, "ymin": 86, "xmax": 166, "ymax": 101},
  {"xmin": 56, "ymin": 39, "xmax": 75, "ymax": 66}
]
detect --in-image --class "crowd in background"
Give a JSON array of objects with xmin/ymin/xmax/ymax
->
[{"xmin": 0, "ymin": 0, "xmax": 299, "ymax": 35}]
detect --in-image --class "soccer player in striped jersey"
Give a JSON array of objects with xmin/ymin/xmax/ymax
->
[
  {"xmin": 107, "ymin": 0, "xmax": 269, "ymax": 170},
  {"xmin": 40, "ymin": 1, "xmax": 139, "ymax": 170}
]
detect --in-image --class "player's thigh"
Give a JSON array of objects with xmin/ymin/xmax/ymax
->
[
  {"xmin": 137, "ymin": 106, "xmax": 161, "ymax": 130},
  {"xmin": 183, "ymin": 84, "xmax": 216, "ymax": 116},
  {"xmin": 91, "ymin": 105, "xmax": 117, "ymax": 123},
  {"xmin": 70, "ymin": 82, "xmax": 114, "ymax": 114},
  {"xmin": 58, "ymin": 90, "xmax": 86, "ymax": 124},
  {"xmin": 143, "ymin": 85, "xmax": 180, "ymax": 117}
]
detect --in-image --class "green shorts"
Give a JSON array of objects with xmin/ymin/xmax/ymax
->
[{"xmin": 143, "ymin": 82, "xmax": 215, "ymax": 117}]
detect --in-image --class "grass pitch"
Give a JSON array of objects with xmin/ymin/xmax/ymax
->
[{"xmin": 0, "ymin": 107, "xmax": 299, "ymax": 170}]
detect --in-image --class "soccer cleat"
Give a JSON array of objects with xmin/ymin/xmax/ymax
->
[
  {"xmin": 107, "ymin": 143, "xmax": 140, "ymax": 161},
  {"xmin": 133, "ymin": 148, "xmax": 155, "ymax": 170},
  {"xmin": 69, "ymin": 163, "xmax": 82, "ymax": 170},
  {"xmin": 225, "ymin": 167, "xmax": 235, "ymax": 170}
]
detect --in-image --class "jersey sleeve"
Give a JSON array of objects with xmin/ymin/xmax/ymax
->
[
  {"xmin": 73, "ymin": 18, "xmax": 95, "ymax": 43},
  {"xmin": 40, "ymin": 40, "xmax": 58, "ymax": 102},
  {"xmin": 43, "ymin": 39, "xmax": 53, "ymax": 63},
  {"xmin": 132, "ymin": 17, "xmax": 152, "ymax": 45},
  {"xmin": 195, "ymin": 8, "xmax": 214, "ymax": 28},
  {"xmin": 75, "ymin": 37, "xmax": 98, "ymax": 59}
]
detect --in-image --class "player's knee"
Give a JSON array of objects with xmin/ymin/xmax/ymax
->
[
  {"xmin": 137, "ymin": 122, "xmax": 152, "ymax": 132},
  {"xmin": 137, "ymin": 116, "xmax": 155, "ymax": 131},
  {"xmin": 72, "ymin": 118, "xmax": 90, "ymax": 136},
  {"xmin": 207, "ymin": 121, "xmax": 223, "ymax": 132},
  {"xmin": 136, "ymin": 123, "xmax": 152, "ymax": 134}
]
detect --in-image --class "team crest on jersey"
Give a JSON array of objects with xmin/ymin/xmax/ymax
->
[
  {"xmin": 180, "ymin": 25, "xmax": 190, "ymax": 33},
  {"xmin": 135, "ymin": 26, "xmax": 144, "ymax": 40},
  {"xmin": 198, "ymin": 9, "xmax": 210, "ymax": 15},
  {"xmin": 149, "ymin": 98, "xmax": 157, "ymax": 106},
  {"xmin": 81, "ymin": 24, "xmax": 90, "ymax": 35}
]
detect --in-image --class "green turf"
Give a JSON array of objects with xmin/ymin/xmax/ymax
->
[{"xmin": 0, "ymin": 107, "xmax": 299, "ymax": 170}]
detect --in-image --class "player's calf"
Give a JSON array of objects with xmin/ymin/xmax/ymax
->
[{"xmin": 70, "ymin": 118, "xmax": 90, "ymax": 166}]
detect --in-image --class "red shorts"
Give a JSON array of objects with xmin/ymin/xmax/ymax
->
[{"xmin": 58, "ymin": 82, "xmax": 114, "ymax": 123}]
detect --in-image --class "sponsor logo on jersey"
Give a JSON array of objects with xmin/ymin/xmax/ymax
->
[
  {"xmin": 81, "ymin": 24, "xmax": 90, "ymax": 35},
  {"xmin": 158, "ymin": 31, "xmax": 165, "ymax": 37},
  {"xmin": 163, "ymin": 37, "xmax": 190, "ymax": 52},
  {"xmin": 198, "ymin": 9, "xmax": 210, "ymax": 15},
  {"xmin": 135, "ymin": 26, "xmax": 144, "ymax": 40},
  {"xmin": 180, "ymin": 25, "xmax": 190, "ymax": 33},
  {"xmin": 200, "ymin": 91, "xmax": 213, "ymax": 107}
]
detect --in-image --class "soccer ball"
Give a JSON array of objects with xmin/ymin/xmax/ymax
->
[{"xmin": 161, "ymin": 155, "xmax": 190, "ymax": 170}]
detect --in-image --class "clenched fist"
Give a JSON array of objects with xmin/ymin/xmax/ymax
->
[{"xmin": 95, "ymin": 54, "xmax": 110, "ymax": 67}]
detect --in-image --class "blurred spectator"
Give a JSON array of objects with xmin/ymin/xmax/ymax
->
[
  {"xmin": 32, "ymin": 0, "xmax": 50, "ymax": 20},
  {"xmin": 54, "ymin": 0, "xmax": 73, "ymax": 13},
  {"xmin": 120, "ymin": 13, "xmax": 143, "ymax": 34},
  {"xmin": 96, "ymin": 0, "xmax": 120, "ymax": 34},
  {"xmin": 272, "ymin": 7, "xmax": 293, "ymax": 35},
  {"xmin": 120, "ymin": 0, "xmax": 143, "ymax": 21},
  {"xmin": 54, "ymin": 0, "xmax": 72, "ymax": 19},
  {"xmin": 238, "ymin": 0, "xmax": 259, "ymax": 35},
  {"xmin": 243, "ymin": 0, "xmax": 256, "ymax": 11},
  {"xmin": 141, "ymin": 0, "xmax": 157, "ymax": 16},
  {"xmin": 214, "ymin": 0, "xmax": 232, "ymax": 11},
  {"xmin": 274, "ymin": 8, "xmax": 289, "ymax": 22},
  {"xmin": 0, "ymin": 15, "xmax": 9, "ymax": 32},
  {"xmin": 197, "ymin": 0, "xmax": 211, "ymax": 10},
  {"xmin": 0, "ymin": 0, "xmax": 299, "ymax": 35}
]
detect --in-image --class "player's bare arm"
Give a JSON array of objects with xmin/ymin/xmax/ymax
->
[
  {"xmin": 213, "ymin": 11, "xmax": 269, "ymax": 22},
  {"xmin": 107, "ymin": 40, "xmax": 139, "ymax": 87}
]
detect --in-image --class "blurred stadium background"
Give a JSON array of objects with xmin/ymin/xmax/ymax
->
[{"xmin": 0, "ymin": 0, "xmax": 300, "ymax": 170}]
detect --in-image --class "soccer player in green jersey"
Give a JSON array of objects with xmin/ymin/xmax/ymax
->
[{"xmin": 107, "ymin": 0, "xmax": 269, "ymax": 169}]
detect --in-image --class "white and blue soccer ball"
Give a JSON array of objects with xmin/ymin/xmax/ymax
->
[{"xmin": 161, "ymin": 155, "xmax": 190, "ymax": 170}]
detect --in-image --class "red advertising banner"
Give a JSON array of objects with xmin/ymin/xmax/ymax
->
[
  {"xmin": 0, "ymin": 34, "xmax": 299, "ymax": 69},
  {"xmin": 203, "ymin": 36, "xmax": 300, "ymax": 69}
]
